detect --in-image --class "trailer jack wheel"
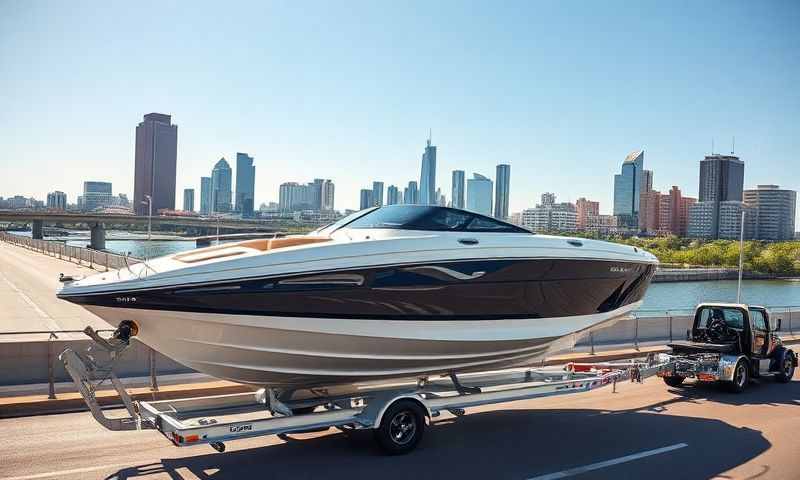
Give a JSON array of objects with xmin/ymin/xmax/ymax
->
[{"xmin": 374, "ymin": 400, "xmax": 426, "ymax": 455}]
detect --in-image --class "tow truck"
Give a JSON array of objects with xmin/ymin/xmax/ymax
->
[{"xmin": 657, "ymin": 303, "xmax": 797, "ymax": 392}]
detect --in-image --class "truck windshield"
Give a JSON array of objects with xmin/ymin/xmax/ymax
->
[{"xmin": 697, "ymin": 307, "xmax": 745, "ymax": 330}]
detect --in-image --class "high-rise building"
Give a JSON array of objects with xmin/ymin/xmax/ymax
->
[
  {"xmin": 359, "ymin": 189, "xmax": 374, "ymax": 210},
  {"xmin": 575, "ymin": 198, "xmax": 599, "ymax": 230},
  {"xmin": 466, "ymin": 173, "xmax": 493, "ymax": 216},
  {"xmin": 520, "ymin": 193, "xmax": 577, "ymax": 233},
  {"xmin": 688, "ymin": 154, "xmax": 745, "ymax": 239},
  {"xmin": 451, "ymin": 170, "xmax": 465, "ymax": 210},
  {"xmin": 493, "ymin": 164, "xmax": 511, "ymax": 220},
  {"xmin": 46, "ymin": 191, "xmax": 67, "ymax": 210},
  {"xmin": 278, "ymin": 180, "xmax": 334, "ymax": 212},
  {"xmin": 613, "ymin": 149, "xmax": 645, "ymax": 228},
  {"xmin": 133, "ymin": 113, "xmax": 178, "ymax": 215},
  {"xmin": 419, "ymin": 135, "xmax": 437, "ymax": 205},
  {"xmin": 744, "ymin": 185, "xmax": 797, "ymax": 241},
  {"xmin": 540, "ymin": 192, "xmax": 556, "ymax": 207},
  {"xmin": 657, "ymin": 186, "xmax": 696, "ymax": 237},
  {"xmin": 183, "ymin": 188, "xmax": 195, "ymax": 212},
  {"xmin": 638, "ymin": 190, "xmax": 662, "ymax": 233},
  {"xmin": 404, "ymin": 181, "xmax": 419, "ymax": 205},
  {"xmin": 78, "ymin": 181, "xmax": 114, "ymax": 211},
  {"xmin": 211, "ymin": 158, "xmax": 233, "ymax": 213},
  {"xmin": 234, "ymin": 152, "xmax": 255, "ymax": 217},
  {"xmin": 387, "ymin": 185, "xmax": 400, "ymax": 205},
  {"xmin": 321, "ymin": 180, "xmax": 335, "ymax": 211},
  {"xmin": 372, "ymin": 181, "xmax": 384, "ymax": 207},
  {"xmin": 200, "ymin": 177, "xmax": 212, "ymax": 215},
  {"xmin": 643, "ymin": 170, "xmax": 654, "ymax": 193}
]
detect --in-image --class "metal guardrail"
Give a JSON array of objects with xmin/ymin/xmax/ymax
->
[{"xmin": 0, "ymin": 231, "xmax": 141, "ymax": 271}]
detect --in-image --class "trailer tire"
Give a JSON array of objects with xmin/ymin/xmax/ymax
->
[
  {"xmin": 776, "ymin": 350, "xmax": 795, "ymax": 384},
  {"xmin": 727, "ymin": 359, "xmax": 749, "ymax": 393},
  {"xmin": 663, "ymin": 376, "xmax": 685, "ymax": 388},
  {"xmin": 373, "ymin": 399, "xmax": 426, "ymax": 455}
]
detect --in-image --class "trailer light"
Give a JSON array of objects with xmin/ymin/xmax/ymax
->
[
  {"xmin": 184, "ymin": 434, "xmax": 200, "ymax": 443},
  {"xmin": 697, "ymin": 373, "xmax": 716, "ymax": 382}
]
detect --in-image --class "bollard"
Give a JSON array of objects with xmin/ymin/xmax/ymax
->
[
  {"xmin": 47, "ymin": 333, "xmax": 57, "ymax": 400},
  {"xmin": 149, "ymin": 348, "xmax": 159, "ymax": 392}
]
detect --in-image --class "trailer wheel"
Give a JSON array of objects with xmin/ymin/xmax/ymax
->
[
  {"xmin": 776, "ymin": 351, "xmax": 795, "ymax": 384},
  {"xmin": 727, "ymin": 359, "xmax": 749, "ymax": 393},
  {"xmin": 373, "ymin": 399, "xmax": 426, "ymax": 455},
  {"xmin": 663, "ymin": 376, "xmax": 685, "ymax": 388}
]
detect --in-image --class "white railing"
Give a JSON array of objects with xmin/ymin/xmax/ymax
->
[{"xmin": 0, "ymin": 231, "xmax": 141, "ymax": 271}]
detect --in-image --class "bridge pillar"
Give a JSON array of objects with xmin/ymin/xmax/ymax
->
[
  {"xmin": 90, "ymin": 222, "xmax": 106, "ymax": 250},
  {"xmin": 31, "ymin": 220, "xmax": 44, "ymax": 239}
]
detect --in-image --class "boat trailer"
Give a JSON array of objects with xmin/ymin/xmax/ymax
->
[{"xmin": 60, "ymin": 326, "xmax": 671, "ymax": 454}]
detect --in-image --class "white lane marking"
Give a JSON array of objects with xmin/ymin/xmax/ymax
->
[
  {"xmin": 526, "ymin": 442, "xmax": 688, "ymax": 480},
  {"xmin": 0, "ymin": 462, "xmax": 134, "ymax": 480},
  {"xmin": 0, "ymin": 270, "xmax": 62, "ymax": 332}
]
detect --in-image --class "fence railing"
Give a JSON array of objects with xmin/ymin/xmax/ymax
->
[{"xmin": 0, "ymin": 231, "xmax": 141, "ymax": 271}]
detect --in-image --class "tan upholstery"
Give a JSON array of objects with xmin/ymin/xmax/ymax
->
[
  {"xmin": 266, "ymin": 236, "xmax": 330, "ymax": 250},
  {"xmin": 174, "ymin": 236, "xmax": 331, "ymax": 263}
]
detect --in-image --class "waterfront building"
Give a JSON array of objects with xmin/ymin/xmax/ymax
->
[
  {"xmin": 133, "ymin": 113, "xmax": 178, "ymax": 215},
  {"xmin": 585, "ymin": 214, "xmax": 620, "ymax": 235},
  {"xmin": 234, "ymin": 152, "xmax": 255, "ymax": 217},
  {"xmin": 466, "ymin": 173, "xmax": 493, "ymax": 216},
  {"xmin": 494, "ymin": 164, "xmax": 511, "ymax": 220},
  {"xmin": 404, "ymin": 181, "xmax": 419, "ymax": 205},
  {"xmin": 386, "ymin": 185, "xmax": 400, "ymax": 205},
  {"xmin": 451, "ymin": 170, "xmax": 465, "ymax": 210},
  {"xmin": 575, "ymin": 198, "xmax": 599, "ymax": 230},
  {"xmin": 520, "ymin": 193, "xmax": 577, "ymax": 233},
  {"xmin": 372, "ymin": 181, "xmax": 384, "ymax": 207},
  {"xmin": 638, "ymin": 190, "xmax": 662, "ymax": 234},
  {"xmin": 211, "ymin": 158, "xmax": 233, "ymax": 213},
  {"xmin": 278, "ymin": 179, "xmax": 334, "ymax": 212},
  {"xmin": 78, "ymin": 181, "xmax": 114, "ymax": 211},
  {"xmin": 46, "ymin": 191, "xmax": 67, "ymax": 211},
  {"xmin": 688, "ymin": 154, "xmax": 746, "ymax": 238},
  {"xmin": 183, "ymin": 188, "xmax": 195, "ymax": 212},
  {"xmin": 419, "ymin": 135, "xmax": 437, "ymax": 205},
  {"xmin": 509, "ymin": 211, "xmax": 522, "ymax": 226},
  {"xmin": 613, "ymin": 149, "xmax": 645, "ymax": 228},
  {"xmin": 656, "ymin": 186, "xmax": 696, "ymax": 237},
  {"xmin": 200, "ymin": 177, "xmax": 212, "ymax": 215},
  {"xmin": 744, "ymin": 185, "xmax": 797, "ymax": 241},
  {"xmin": 321, "ymin": 180, "xmax": 335, "ymax": 210},
  {"xmin": 359, "ymin": 189, "xmax": 374, "ymax": 210},
  {"xmin": 436, "ymin": 188, "xmax": 446, "ymax": 207},
  {"xmin": 643, "ymin": 170, "xmax": 654, "ymax": 193}
]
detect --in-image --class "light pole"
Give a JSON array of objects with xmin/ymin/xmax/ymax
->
[{"xmin": 142, "ymin": 195, "xmax": 152, "ymax": 260}]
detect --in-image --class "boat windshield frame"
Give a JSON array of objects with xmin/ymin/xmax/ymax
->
[{"xmin": 330, "ymin": 205, "xmax": 532, "ymax": 234}]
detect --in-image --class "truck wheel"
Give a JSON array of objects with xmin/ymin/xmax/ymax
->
[
  {"xmin": 727, "ymin": 359, "xmax": 749, "ymax": 393},
  {"xmin": 663, "ymin": 376, "xmax": 685, "ymax": 387},
  {"xmin": 373, "ymin": 399, "xmax": 426, "ymax": 455},
  {"xmin": 776, "ymin": 351, "xmax": 795, "ymax": 384}
]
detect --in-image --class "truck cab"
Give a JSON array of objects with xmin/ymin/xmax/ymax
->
[{"xmin": 659, "ymin": 303, "xmax": 796, "ymax": 392}]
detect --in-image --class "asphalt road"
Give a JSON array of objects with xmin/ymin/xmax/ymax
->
[
  {"xmin": 1, "ymin": 371, "xmax": 798, "ymax": 480},
  {"xmin": 0, "ymin": 241, "xmax": 107, "ymax": 339}
]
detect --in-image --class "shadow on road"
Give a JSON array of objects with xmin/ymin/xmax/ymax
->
[
  {"xmin": 105, "ymin": 406, "xmax": 770, "ymax": 480},
  {"xmin": 656, "ymin": 374, "xmax": 800, "ymax": 409}
]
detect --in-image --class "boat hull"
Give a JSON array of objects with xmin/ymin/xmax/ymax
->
[{"xmin": 84, "ymin": 301, "xmax": 642, "ymax": 388}]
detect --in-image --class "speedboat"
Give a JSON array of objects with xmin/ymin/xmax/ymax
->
[{"xmin": 57, "ymin": 205, "xmax": 658, "ymax": 389}]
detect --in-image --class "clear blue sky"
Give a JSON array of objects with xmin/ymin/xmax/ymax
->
[{"xmin": 1, "ymin": 0, "xmax": 798, "ymax": 216}]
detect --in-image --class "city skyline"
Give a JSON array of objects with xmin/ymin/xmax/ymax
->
[{"xmin": 1, "ymin": 2, "xmax": 799, "ymax": 217}]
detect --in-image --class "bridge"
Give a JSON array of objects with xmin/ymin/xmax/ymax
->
[{"xmin": 0, "ymin": 211, "xmax": 287, "ymax": 250}]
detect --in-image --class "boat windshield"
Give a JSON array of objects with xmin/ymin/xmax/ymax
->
[{"xmin": 342, "ymin": 205, "xmax": 530, "ymax": 233}]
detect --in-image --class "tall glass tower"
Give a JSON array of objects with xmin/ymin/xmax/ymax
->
[
  {"xmin": 613, "ymin": 150, "xmax": 644, "ymax": 227},
  {"xmin": 419, "ymin": 134, "xmax": 437, "ymax": 205},
  {"xmin": 211, "ymin": 158, "xmax": 232, "ymax": 213},
  {"xmin": 494, "ymin": 164, "xmax": 511, "ymax": 220},
  {"xmin": 134, "ymin": 113, "xmax": 178, "ymax": 215},
  {"xmin": 234, "ymin": 152, "xmax": 255, "ymax": 217},
  {"xmin": 372, "ymin": 181, "xmax": 384, "ymax": 207},
  {"xmin": 200, "ymin": 176, "xmax": 212, "ymax": 215},
  {"xmin": 451, "ymin": 170, "xmax": 465, "ymax": 209},
  {"xmin": 467, "ymin": 173, "xmax": 493, "ymax": 216}
]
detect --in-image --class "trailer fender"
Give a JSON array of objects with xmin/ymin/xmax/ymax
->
[
  {"xmin": 718, "ymin": 354, "xmax": 746, "ymax": 382},
  {"xmin": 358, "ymin": 393, "xmax": 431, "ymax": 429}
]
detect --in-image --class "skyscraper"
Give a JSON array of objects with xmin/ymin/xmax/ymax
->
[
  {"xmin": 46, "ymin": 191, "xmax": 67, "ymax": 210},
  {"xmin": 744, "ymin": 185, "xmax": 796, "ymax": 240},
  {"xmin": 359, "ymin": 189, "xmax": 374, "ymax": 210},
  {"xmin": 234, "ymin": 152, "xmax": 255, "ymax": 217},
  {"xmin": 451, "ymin": 170, "xmax": 465, "ymax": 210},
  {"xmin": 387, "ymin": 185, "xmax": 400, "ymax": 205},
  {"xmin": 494, "ymin": 164, "xmax": 511, "ymax": 219},
  {"xmin": 419, "ymin": 134, "xmax": 437, "ymax": 205},
  {"xmin": 372, "ymin": 181, "xmax": 384, "ymax": 207},
  {"xmin": 613, "ymin": 149, "xmax": 645, "ymax": 228},
  {"xmin": 466, "ymin": 173, "xmax": 493, "ymax": 216},
  {"xmin": 575, "ymin": 198, "xmax": 599, "ymax": 230},
  {"xmin": 183, "ymin": 188, "xmax": 195, "ymax": 212},
  {"xmin": 79, "ymin": 181, "xmax": 114, "ymax": 211},
  {"xmin": 404, "ymin": 181, "xmax": 419, "ymax": 205},
  {"xmin": 200, "ymin": 177, "xmax": 212, "ymax": 215},
  {"xmin": 211, "ymin": 158, "xmax": 233, "ymax": 213},
  {"xmin": 134, "ymin": 113, "xmax": 178, "ymax": 215},
  {"xmin": 321, "ymin": 180, "xmax": 335, "ymax": 210},
  {"xmin": 689, "ymin": 154, "xmax": 745, "ymax": 239}
]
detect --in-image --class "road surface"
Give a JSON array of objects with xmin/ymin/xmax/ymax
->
[
  {"xmin": 1, "ymin": 372, "xmax": 798, "ymax": 480},
  {"xmin": 0, "ymin": 241, "xmax": 108, "ymax": 339}
]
